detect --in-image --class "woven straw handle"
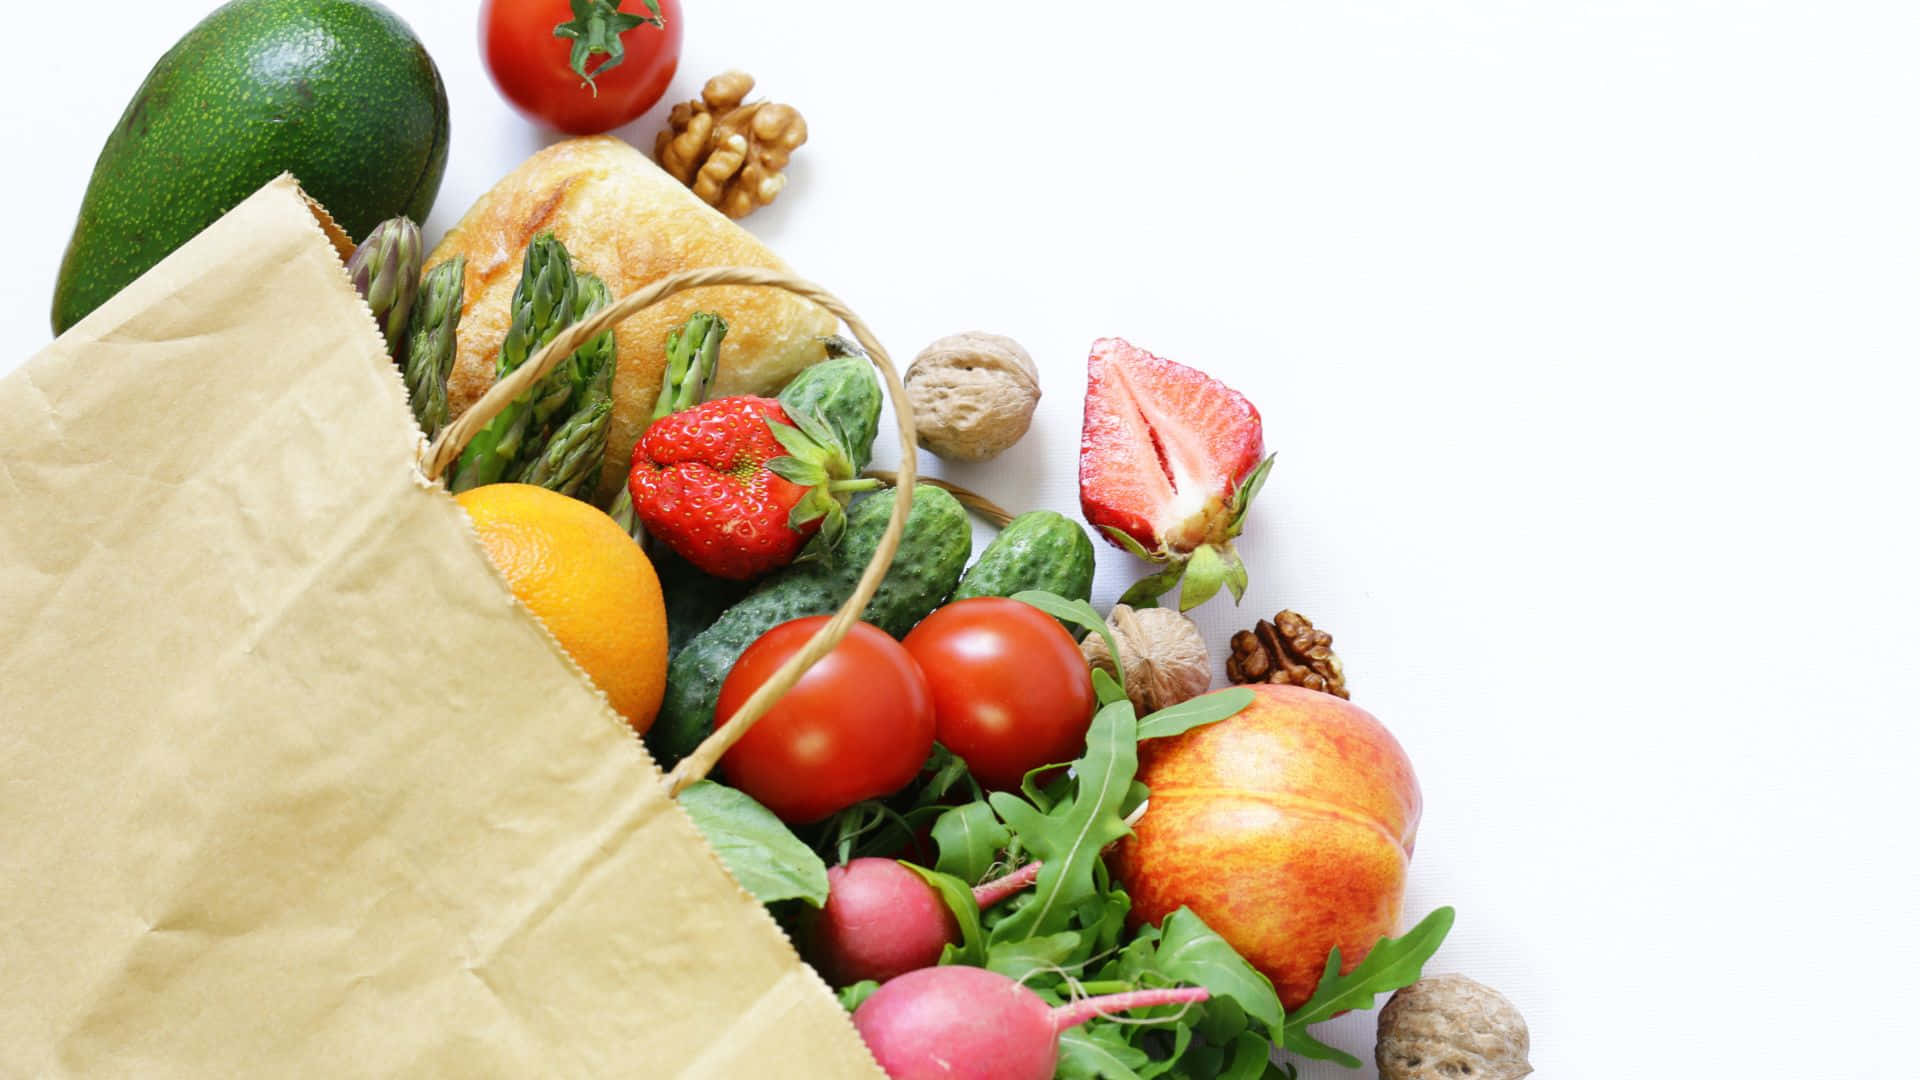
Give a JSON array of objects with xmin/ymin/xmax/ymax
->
[{"xmin": 422, "ymin": 266, "xmax": 918, "ymax": 797}]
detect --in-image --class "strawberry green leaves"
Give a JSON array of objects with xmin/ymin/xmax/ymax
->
[{"xmin": 1280, "ymin": 906, "xmax": 1457, "ymax": 1067}]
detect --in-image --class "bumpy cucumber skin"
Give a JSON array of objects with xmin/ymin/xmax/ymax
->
[
  {"xmin": 952, "ymin": 510, "xmax": 1097, "ymax": 605},
  {"xmin": 648, "ymin": 485, "xmax": 971, "ymax": 765},
  {"xmin": 52, "ymin": 0, "xmax": 450, "ymax": 333},
  {"xmin": 776, "ymin": 354, "xmax": 883, "ymax": 471},
  {"xmin": 654, "ymin": 547, "xmax": 752, "ymax": 664}
]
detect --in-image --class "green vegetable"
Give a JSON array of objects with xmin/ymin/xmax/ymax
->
[
  {"xmin": 676, "ymin": 780, "xmax": 829, "ymax": 908},
  {"xmin": 1280, "ymin": 906, "xmax": 1457, "ymax": 1067},
  {"xmin": 53, "ymin": 0, "xmax": 449, "ymax": 333},
  {"xmin": 649, "ymin": 484, "xmax": 971, "ymax": 765},
  {"xmin": 952, "ymin": 510, "xmax": 1096, "ymax": 608},
  {"xmin": 345, "ymin": 216, "xmax": 422, "ymax": 358},
  {"xmin": 776, "ymin": 353, "xmax": 884, "ymax": 473},
  {"xmin": 451, "ymin": 234, "xmax": 578, "ymax": 492},
  {"xmin": 654, "ymin": 548, "xmax": 752, "ymax": 663},
  {"xmin": 651, "ymin": 312, "xmax": 727, "ymax": 421},
  {"xmin": 403, "ymin": 256, "xmax": 465, "ymax": 438},
  {"xmin": 515, "ymin": 274, "xmax": 616, "ymax": 497}
]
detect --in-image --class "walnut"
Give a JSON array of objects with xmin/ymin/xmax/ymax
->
[
  {"xmin": 1377, "ymin": 975, "xmax": 1532, "ymax": 1080},
  {"xmin": 1080, "ymin": 604, "xmax": 1211, "ymax": 714},
  {"xmin": 903, "ymin": 332, "xmax": 1041, "ymax": 462},
  {"xmin": 655, "ymin": 71, "xmax": 807, "ymax": 219},
  {"xmin": 1225, "ymin": 609, "xmax": 1348, "ymax": 699}
]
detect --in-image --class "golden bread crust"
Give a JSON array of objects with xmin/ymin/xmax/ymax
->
[{"xmin": 424, "ymin": 136, "xmax": 836, "ymax": 500}]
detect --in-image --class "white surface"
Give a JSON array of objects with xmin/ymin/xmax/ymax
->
[{"xmin": 5, "ymin": 1, "xmax": 1918, "ymax": 1075}]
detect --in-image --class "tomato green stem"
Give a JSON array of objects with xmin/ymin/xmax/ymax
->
[{"xmin": 553, "ymin": 0, "xmax": 664, "ymax": 93}]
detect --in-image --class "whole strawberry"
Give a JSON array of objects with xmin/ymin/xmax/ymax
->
[
  {"xmin": 1079, "ymin": 337, "xmax": 1274, "ymax": 611},
  {"xmin": 630, "ymin": 395, "xmax": 865, "ymax": 580}
]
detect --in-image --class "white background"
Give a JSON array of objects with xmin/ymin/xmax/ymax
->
[{"xmin": 5, "ymin": 1, "xmax": 1918, "ymax": 1075}]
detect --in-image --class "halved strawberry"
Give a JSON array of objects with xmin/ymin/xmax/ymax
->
[{"xmin": 1079, "ymin": 337, "xmax": 1273, "ymax": 611}]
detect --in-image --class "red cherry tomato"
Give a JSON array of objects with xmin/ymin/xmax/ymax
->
[
  {"xmin": 481, "ymin": 0, "xmax": 683, "ymax": 135},
  {"xmin": 901, "ymin": 598, "xmax": 1097, "ymax": 790},
  {"xmin": 717, "ymin": 616, "xmax": 936, "ymax": 824}
]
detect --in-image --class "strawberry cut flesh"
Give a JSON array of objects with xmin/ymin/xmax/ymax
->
[{"xmin": 1079, "ymin": 337, "xmax": 1265, "ymax": 555}]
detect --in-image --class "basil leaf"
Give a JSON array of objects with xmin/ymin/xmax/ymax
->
[
  {"xmin": 1155, "ymin": 907, "xmax": 1283, "ymax": 1029},
  {"xmin": 986, "ymin": 700, "xmax": 1138, "ymax": 942},
  {"xmin": 677, "ymin": 780, "xmax": 829, "ymax": 907},
  {"xmin": 1137, "ymin": 687, "xmax": 1255, "ymax": 741},
  {"xmin": 930, "ymin": 801, "xmax": 1009, "ymax": 884},
  {"xmin": 1057, "ymin": 1026, "xmax": 1150, "ymax": 1080},
  {"xmin": 1281, "ymin": 906, "xmax": 1456, "ymax": 1065},
  {"xmin": 902, "ymin": 862, "xmax": 986, "ymax": 967}
]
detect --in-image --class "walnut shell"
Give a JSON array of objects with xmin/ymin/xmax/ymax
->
[
  {"xmin": 1080, "ymin": 604, "xmax": 1211, "ymax": 714},
  {"xmin": 903, "ymin": 332, "xmax": 1040, "ymax": 462},
  {"xmin": 1377, "ymin": 975, "xmax": 1532, "ymax": 1080}
]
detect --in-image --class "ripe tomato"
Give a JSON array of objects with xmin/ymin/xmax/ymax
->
[
  {"xmin": 481, "ymin": 0, "xmax": 683, "ymax": 135},
  {"xmin": 717, "ymin": 616, "xmax": 935, "ymax": 824},
  {"xmin": 902, "ymin": 598, "xmax": 1097, "ymax": 791}
]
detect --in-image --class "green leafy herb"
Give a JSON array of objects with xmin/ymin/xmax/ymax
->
[
  {"xmin": 986, "ymin": 700, "xmax": 1138, "ymax": 943},
  {"xmin": 1058, "ymin": 1025, "xmax": 1152, "ymax": 1080},
  {"xmin": 902, "ymin": 863, "xmax": 986, "ymax": 967},
  {"xmin": 1280, "ymin": 906, "xmax": 1456, "ymax": 1067},
  {"xmin": 677, "ymin": 780, "xmax": 829, "ymax": 908},
  {"xmin": 1136, "ymin": 688, "xmax": 1256, "ymax": 742},
  {"xmin": 1012, "ymin": 589, "xmax": 1123, "ymax": 675},
  {"xmin": 835, "ymin": 980, "xmax": 879, "ymax": 1012},
  {"xmin": 930, "ymin": 801, "xmax": 1009, "ymax": 884}
]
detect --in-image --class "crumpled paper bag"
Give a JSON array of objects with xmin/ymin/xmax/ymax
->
[{"xmin": 0, "ymin": 175, "xmax": 882, "ymax": 1078}]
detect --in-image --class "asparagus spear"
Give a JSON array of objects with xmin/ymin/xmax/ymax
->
[
  {"xmin": 610, "ymin": 311, "xmax": 732, "ymax": 538},
  {"xmin": 346, "ymin": 217, "xmax": 422, "ymax": 359},
  {"xmin": 449, "ymin": 233, "xmax": 578, "ymax": 493},
  {"xmin": 651, "ymin": 312, "xmax": 728, "ymax": 421},
  {"xmin": 402, "ymin": 256, "xmax": 465, "ymax": 439},
  {"xmin": 516, "ymin": 274, "xmax": 617, "ymax": 497}
]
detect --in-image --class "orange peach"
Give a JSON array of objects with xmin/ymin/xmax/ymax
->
[{"xmin": 1108, "ymin": 684, "xmax": 1421, "ymax": 1011}]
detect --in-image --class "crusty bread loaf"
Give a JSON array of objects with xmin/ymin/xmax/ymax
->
[{"xmin": 424, "ymin": 136, "xmax": 836, "ymax": 501}]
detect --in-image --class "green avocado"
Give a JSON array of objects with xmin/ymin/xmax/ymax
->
[{"xmin": 51, "ymin": 0, "xmax": 450, "ymax": 334}]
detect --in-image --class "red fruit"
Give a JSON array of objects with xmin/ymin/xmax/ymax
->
[
  {"xmin": 1079, "ymin": 338, "xmax": 1271, "ymax": 611},
  {"xmin": 628, "ymin": 396, "xmax": 811, "ymax": 579}
]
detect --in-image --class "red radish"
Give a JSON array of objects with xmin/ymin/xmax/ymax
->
[
  {"xmin": 852, "ymin": 965, "xmax": 1210, "ymax": 1080},
  {"xmin": 1079, "ymin": 337, "xmax": 1272, "ymax": 611},
  {"xmin": 808, "ymin": 859, "xmax": 1044, "ymax": 986}
]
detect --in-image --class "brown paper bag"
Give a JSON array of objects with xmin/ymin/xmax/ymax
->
[{"xmin": 0, "ymin": 176, "xmax": 884, "ymax": 1078}]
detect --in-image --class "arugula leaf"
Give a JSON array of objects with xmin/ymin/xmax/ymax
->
[
  {"xmin": 1220, "ymin": 1031, "xmax": 1276, "ymax": 1080},
  {"xmin": 902, "ymin": 863, "xmax": 986, "ymax": 967},
  {"xmin": 986, "ymin": 700, "xmax": 1139, "ymax": 942},
  {"xmin": 1136, "ymin": 688, "xmax": 1255, "ymax": 741},
  {"xmin": 1092, "ymin": 665, "xmax": 1131, "ymax": 707},
  {"xmin": 984, "ymin": 931, "xmax": 1083, "ymax": 979},
  {"xmin": 1154, "ymin": 908, "xmax": 1283, "ymax": 1029},
  {"xmin": 1280, "ymin": 907, "xmax": 1456, "ymax": 1067},
  {"xmin": 930, "ymin": 801, "xmax": 1009, "ymax": 884},
  {"xmin": 1013, "ymin": 590, "xmax": 1123, "ymax": 678},
  {"xmin": 677, "ymin": 781, "xmax": 830, "ymax": 907},
  {"xmin": 1058, "ymin": 1026, "xmax": 1151, "ymax": 1080},
  {"xmin": 835, "ymin": 979, "xmax": 879, "ymax": 1012}
]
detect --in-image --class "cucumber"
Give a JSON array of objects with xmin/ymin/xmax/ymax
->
[
  {"xmin": 777, "ymin": 353, "xmax": 883, "ymax": 471},
  {"xmin": 649, "ymin": 484, "xmax": 972, "ymax": 765},
  {"xmin": 653, "ymin": 547, "xmax": 751, "ymax": 664},
  {"xmin": 952, "ymin": 510, "xmax": 1096, "ymax": 606},
  {"xmin": 52, "ymin": 0, "xmax": 449, "ymax": 332}
]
